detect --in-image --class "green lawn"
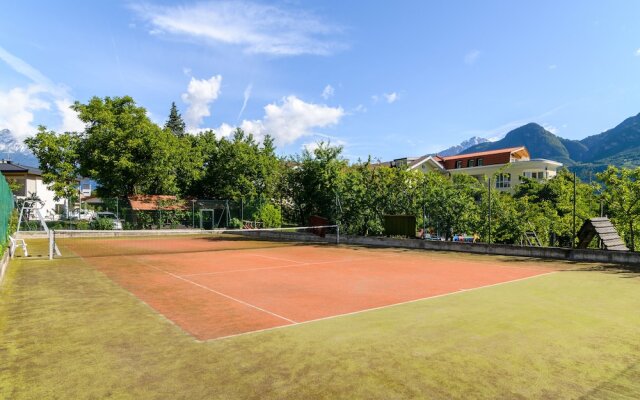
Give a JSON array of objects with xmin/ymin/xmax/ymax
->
[{"xmin": 1, "ymin": 240, "xmax": 639, "ymax": 399}]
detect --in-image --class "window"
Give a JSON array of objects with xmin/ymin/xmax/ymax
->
[
  {"xmin": 495, "ymin": 173, "xmax": 511, "ymax": 189},
  {"xmin": 10, "ymin": 178, "xmax": 26, "ymax": 196},
  {"xmin": 455, "ymin": 160, "xmax": 462, "ymax": 169},
  {"xmin": 467, "ymin": 159, "xmax": 475, "ymax": 168},
  {"xmin": 523, "ymin": 171, "xmax": 545, "ymax": 180},
  {"xmin": 477, "ymin": 158, "xmax": 483, "ymax": 166}
]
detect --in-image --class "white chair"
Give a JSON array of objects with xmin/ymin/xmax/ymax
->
[{"xmin": 8, "ymin": 235, "xmax": 28, "ymax": 258}]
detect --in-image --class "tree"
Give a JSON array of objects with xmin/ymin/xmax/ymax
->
[
  {"xmin": 283, "ymin": 142, "xmax": 347, "ymax": 225},
  {"xmin": 192, "ymin": 128, "xmax": 282, "ymax": 202},
  {"xmin": 165, "ymin": 102, "xmax": 186, "ymax": 137},
  {"xmin": 24, "ymin": 126, "xmax": 81, "ymax": 208},
  {"xmin": 597, "ymin": 166, "xmax": 640, "ymax": 251},
  {"xmin": 72, "ymin": 96, "xmax": 182, "ymax": 197}
]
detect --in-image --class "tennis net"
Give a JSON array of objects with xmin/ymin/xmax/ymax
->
[{"xmin": 50, "ymin": 225, "xmax": 340, "ymax": 259}]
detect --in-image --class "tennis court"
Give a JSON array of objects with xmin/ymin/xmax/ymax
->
[{"xmin": 56, "ymin": 232, "xmax": 553, "ymax": 340}]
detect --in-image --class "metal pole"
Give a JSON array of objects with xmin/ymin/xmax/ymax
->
[
  {"xmin": 192, "ymin": 200, "xmax": 195, "ymax": 228},
  {"xmin": 572, "ymin": 172, "xmax": 577, "ymax": 248},
  {"xmin": 488, "ymin": 177, "xmax": 492, "ymax": 244},
  {"xmin": 241, "ymin": 198, "xmax": 244, "ymax": 222}
]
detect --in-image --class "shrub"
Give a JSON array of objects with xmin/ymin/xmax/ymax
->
[
  {"xmin": 76, "ymin": 221, "xmax": 90, "ymax": 230},
  {"xmin": 252, "ymin": 203, "xmax": 282, "ymax": 228},
  {"xmin": 92, "ymin": 217, "xmax": 115, "ymax": 230},
  {"xmin": 229, "ymin": 218, "xmax": 243, "ymax": 229}
]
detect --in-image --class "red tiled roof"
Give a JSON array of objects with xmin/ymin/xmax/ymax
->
[
  {"xmin": 440, "ymin": 147, "xmax": 527, "ymax": 160},
  {"xmin": 128, "ymin": 195, "xmax": 188, "ymax": 211}
]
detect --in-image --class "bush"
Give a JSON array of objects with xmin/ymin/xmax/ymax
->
[
  {"xmin": 252, "ymin": 203, "xmax": 282, "ymax": 228},
  {"xmin": 76, "ymin": 221, "xmax": 90, "ymax": 230},
  {"xmin": 92, "ymin": 217, "xmax": 115, "ymax": 230},
  {"xmin": 229, "ymin": 218, "xmax": 243, "ymax": 229}
]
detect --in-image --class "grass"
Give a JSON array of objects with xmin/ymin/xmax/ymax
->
[{"xmin": 1, "ymin": 240, "xmax": 640, "ymax": 399}]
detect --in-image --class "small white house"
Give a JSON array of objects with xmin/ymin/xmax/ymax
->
[{"xmin": 0, "ymin": 160, "xmax": 67, "ymax": 220}]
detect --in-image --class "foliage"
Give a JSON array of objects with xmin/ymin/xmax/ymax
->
[
  {"xmin": 24, "ymin": 126, "xmax": 81, "ymax": 202},
  {"xmin": 190, "ymin": 129, "xmax": 281, "ymax": 202},
  {"xmin": 252, "ymin": 203, "xmax": 282, "ymax": 228},
  {"xmin": 72, "ymin": 96, "xmax": 186, "ymax": 197},
  {"xmin": 91, "ymin": 217, "xmax": 116, "ymax": 230},
  {"xmin": 283, "ymin": 142, "xmax": 347, "ymax": 226},
  {"xmin": 76, "ymin": 221, "xmax": 90, "ymax": 230},
  {"xmin": 8, "ymin": 209, "xmax": 18, "ymax": 235},
  {"xmin": 164, "ymin": 102, "xmax": 186, "ymax": 137},
  {"xmin": 6, "ymin": 178, "xmax": 24, "ymax": 195},
  {"xmin": 229, "ymin": 218, "xmax": 243, "ymax": 229},
  {"xmin": 596, "ymin": 166, "xmax": 640, "ymax": 250}
]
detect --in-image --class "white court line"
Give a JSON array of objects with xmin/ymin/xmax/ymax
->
[
  {"xmin": 136, "ymin": 260, "xmax": 297, "ymax": 324},
  {"xmin": 179, "ymin": 256, "xmax": 381, "ymax": 277},
  {"xmin": 245, "ymin": 253, "xmax": 306, "ymax": 264},
  {"xmin": 201, "ymin": 271, "xmax": 558, "ymax": 343}
]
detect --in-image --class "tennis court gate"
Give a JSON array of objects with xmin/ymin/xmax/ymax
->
[{"xmin": 196, "ymin": 200, "xmax": 231, "ymax": 230}]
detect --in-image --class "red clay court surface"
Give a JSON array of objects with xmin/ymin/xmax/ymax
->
[{"xmin": 61, "ymin": 236, "xmax": 554, "ymax": 340}]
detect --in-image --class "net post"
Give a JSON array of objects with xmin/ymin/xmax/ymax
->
[
  {"xmin": 48, "ymin": 229, "xmax": 54, "ymax": 260},
  {"xmin": 336, "ymin": 224, "xmax": 340, "ymax": 245}
]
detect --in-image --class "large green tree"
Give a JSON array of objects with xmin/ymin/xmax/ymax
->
[
  {"xmin": 191, "ymin": 128, "xmax": 281, "ymax": 203},
  {"xmin": 24, "ymin": 126, "xmax": 81, "ymax": 203},
  {"xmin": 283, "ymin": 142, "xmax": 347, "ymax": 226},
  {"xmin": 72, "ymin": 96, "xmax": 183, "ymax": 197}
]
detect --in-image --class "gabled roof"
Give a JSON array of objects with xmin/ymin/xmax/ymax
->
[
  {"xmin": 0, "ymin": 160, "xmax": 42, "ymax": 175},
  {"xmin": 440, "ymin": 146, "xmax": 528, "ymax": 160},
  {"xmin": 407, "ymin": 155, "xmax": 446, "ymax": 172}
]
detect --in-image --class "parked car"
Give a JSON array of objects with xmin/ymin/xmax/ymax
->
[
  {"xmin": 93, "ymin": 211, "xmax": 123, "ymax": 230},
  {"xmin": 69, "ymin": 208, "xmax": 96, "ymax": 221}
]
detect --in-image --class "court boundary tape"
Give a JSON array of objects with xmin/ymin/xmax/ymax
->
[{"xmin": 200, "ymin": 270, "xmax": 558, "ymax": 343}]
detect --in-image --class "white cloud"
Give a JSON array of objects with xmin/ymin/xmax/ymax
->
[
  {"xmin": 216, "ymin": 95, "xmax": 344, "ymax": 145},
  {"xmin": 0, "ymin": 46, "xmax": 84, "ymax": 139},
  {"xmin": 303, "ymin": 136, "xmax": 347, "ymax": 153},
  {"xmin": 321, "ymin": 84, "xmax": 335, "ymax": 99},
  {"xmin": 353, "ymin": 104, "xmax": 367, "ymax": 113},
  {"xmin": 0, "ymin": 85, "xmax": 50, "ymax": 139},
  {"xmin": 464, "ymin": 49, "xmax": 481, "ymax": 65},
  {"xmin": 237, "ymin": 83, "xmax": 252, "ymax": 119},
  {"xmin": 372, "ymin": 92, "xmax": 398, "ymax": 104},
  {"xmin": 384, "ymin": 92, "xmax": 398, "ymax": 103},
  {"xmin": 55, "ymin": 99, "xmax": 85, "ymax": 133},
  {"xmin": 181, "ymin": 75, "xmax": 223, "ymax": 130},
  {"xmin": 635, "ymin": 48, "xmax": 640, "ymax": 56},
  {"xmin": 542, "ymin": 124, "xmax": 558, "ymax": 134},
  {"xmin": 548, "ymin": 64, "xmax": 557, "ymax": 70},
  {"xmin": 132, "ymin": 1, "xmax": 345, "ymax": 56}
]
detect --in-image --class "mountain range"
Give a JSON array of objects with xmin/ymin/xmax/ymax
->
[
  {"xmin": 438, "ymin": 136, "xmax": 491, "ymax": 156},
  {"xmin": 0, "ymin": 129, "xmax": 38, "ymax": 167},
  {"xmin": 452, "ymin": 112, "xmax": 640, "ymax": 179}
]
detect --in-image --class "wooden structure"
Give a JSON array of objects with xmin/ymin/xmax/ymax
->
[{"xmin": 576, "ymin": 217, "xmax": 628, "ymax": 251}]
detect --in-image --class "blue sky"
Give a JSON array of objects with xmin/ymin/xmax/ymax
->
[{"xmin": 1, "ymin": 1, "xmax": 640, "ymax": 161}]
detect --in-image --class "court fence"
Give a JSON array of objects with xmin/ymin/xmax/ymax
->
[{"xmin": 46, "ymin": 198, "xmax": 275, "ymax": 231}]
